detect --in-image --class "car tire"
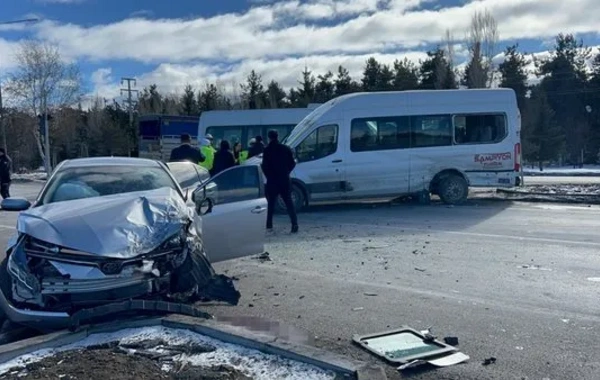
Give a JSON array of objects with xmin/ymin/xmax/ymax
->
[
  {"xmin": 276, "ymin": 183, "xmax": 305, "ymax": 214},
  {"xmin": 171, "ymin": 247, "xmax": 215, "ymax": 295},
  {"xmin": 438, "ymin": 174, "xmax": 468, "ymax": 205}
]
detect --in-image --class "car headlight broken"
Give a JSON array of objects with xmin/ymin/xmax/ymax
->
[{"xmin": 7, "ymin": 253, "xmax": 41, "ymax": 293}]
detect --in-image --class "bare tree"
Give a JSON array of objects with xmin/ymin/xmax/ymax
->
[
  {"xmin": 4, "ymin": 40, "xmax": 82, "ymax": 169},
  {"xmin": 464, "ymin": 9, "xmax": 499, "ymax": 88}
]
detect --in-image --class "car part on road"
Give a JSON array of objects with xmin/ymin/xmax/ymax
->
[
  {"xmin": 353, "ymin": 327, "xmax": 469, "ymax": 371},
  {"xmin": 438, "ymin": 174, "xmax": 469, "ymax": 205}
]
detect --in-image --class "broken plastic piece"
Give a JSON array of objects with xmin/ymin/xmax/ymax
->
[
  {"xmin": 444, "ymin": 336, "xmax": 459, "ymax": 346},
  {"xmin": 482, "ymin": 357, "xmax": 497, "ymax": 366}
]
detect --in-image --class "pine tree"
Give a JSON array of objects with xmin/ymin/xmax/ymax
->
[
  {"xmin": 377, "ymin": 64, "xmax": 394, "ymax": 91},
  {"xmin": 240, "ymin": 70, "xmax": 267, "ymax": 109},
  {"xmin": 392, "ymin": 58, "xmax": 420, "ymax": 91},
  {"xmin": 266, "ymin": 80, "xmax": 287, "ymax": 108},
  {"xmin": 180, "ymin": 84, "xmax": 198, "ymax": 116},
  {"xmin": 498, "ymin": 44, "xmax": 529, "ymax": 111},
  {"xmin": 419, "ymin": 48, "xmax": 457, "ymax": 90},
  {"xmin": 334, "ymin": 65, "xmax": 360, "ymax": 96},
  {"xmin": 315, "ymin": 71, "xmax": 335, "ymax": 103},
  {"xmin": 362, "ymin": 57, "xmax": 381, "ymax": 91},
  {"xmin": 296, "ymin": 67, "xmax": 316, "ymax": 106}
]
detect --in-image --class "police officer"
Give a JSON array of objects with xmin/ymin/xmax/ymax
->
[
  {"xmin": 199, "ymin": 138, "xmax": 216, "ymax": 172},
  {"xmin": 169, "ymin": 134, "xmax": 205, "ymax": 164},
  {"xmin": 261, "ymin": 130, "xmax": 298, "ymax": 233}
]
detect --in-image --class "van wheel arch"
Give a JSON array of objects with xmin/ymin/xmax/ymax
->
[
  {"xmin": 275, "ymin": 180, "xmax": 309, "ymax": 214},
  {"xmin": 430, "ymin": 170, "xmax": 469, "ymax": 205}
]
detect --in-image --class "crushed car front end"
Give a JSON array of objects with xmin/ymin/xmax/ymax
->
[{"xmin": 0, "ymin": 188, "xmax": 239, "ymax": 331}]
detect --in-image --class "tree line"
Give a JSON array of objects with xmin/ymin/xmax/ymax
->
[{"xmin": 1, "ymin": 10, "xmax": 599, "ymax": 171}]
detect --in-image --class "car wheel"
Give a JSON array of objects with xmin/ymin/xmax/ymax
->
[
  {"xmin": 438, "ymin": 174, "xmax": 468, "ymax": 205},
  {"xmin": 171, "ymin": 247, "xmax": 214, "ymax": 295},
  {"xmin": 276, "ymin": 183, "xmax": 305, "ymax": 214}
]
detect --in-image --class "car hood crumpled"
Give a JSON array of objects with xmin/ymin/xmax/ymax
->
[{"xmin": 16, "ymin": 187, "xmax": 192, "ymax": 259}]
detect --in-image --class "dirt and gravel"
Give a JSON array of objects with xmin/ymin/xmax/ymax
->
[{"xmin": 0, "ymin": 343, "xmax": 253, "ymax": 380}]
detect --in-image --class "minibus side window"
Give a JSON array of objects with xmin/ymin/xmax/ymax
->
[{"xmin": 295, "ymin": 125, "xmax": 339, "ymax": 163}]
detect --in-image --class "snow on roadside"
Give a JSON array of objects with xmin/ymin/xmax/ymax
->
[
  {"xmin": 11, "ymin": 172, "xmax": 47, "ymax": 181},
  {"xmin": 0, "ymin": 326, "xmax": 336, "ymax": 380},
  {"xmin": 512, "ymin": 184, "xmax": 600, "ymax": 195},
  {"xmin": 524, "ymin": 166, "xmax": 600, "ymax": 175}
]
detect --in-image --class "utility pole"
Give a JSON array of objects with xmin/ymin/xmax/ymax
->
[{"xmin": 121, "ymin": 78, "xmax": 138, "ymax": 156}]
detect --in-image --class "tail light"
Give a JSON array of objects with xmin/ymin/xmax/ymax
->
[{"xmin": 514, "ymin": 143, "xmax": 521, "ymax": 172}]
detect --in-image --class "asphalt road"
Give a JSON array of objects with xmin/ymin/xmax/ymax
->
[{"xmin": 1, "ymin": 181, "xmax": 600, "ymax": 380}]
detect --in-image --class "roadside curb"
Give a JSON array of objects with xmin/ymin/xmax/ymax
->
[
  {"xmin": 496, "ymin": 188, "xmax": 600, "ymax": 204},
  {"xmin": 0, "ymin": 315, "xmax": 387, "ymax": 380}
]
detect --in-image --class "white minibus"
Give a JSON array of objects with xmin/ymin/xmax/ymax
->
[{"xmin": 247, "ymin": 89, "xmax": 522, "ymax": 210}]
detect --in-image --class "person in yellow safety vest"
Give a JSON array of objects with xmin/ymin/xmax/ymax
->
[
  {"xmin": 238, "ymin": 138, "xmax": 254, "ymax": 164},
  {"xmin": 199, "ymin": 138, "xmax": 216, "ymax": 171}
]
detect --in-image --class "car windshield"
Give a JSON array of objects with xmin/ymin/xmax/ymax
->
[
  {"xmin": 42, "ymin": 165, "xmax": 178, "ymax": 204},
  {"xmin": 283, "ymin": 101, "xmax": 334, "ymax": 147}
]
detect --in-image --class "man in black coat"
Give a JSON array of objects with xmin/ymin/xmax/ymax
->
[
  {"xmin": 211, "ymin": 140, "xmax": 236, "ymax": 176},
  {"xmin": 169, "ymin": 134, "xmax": 205, "ymax": 165},
  {"xmin": 0, "ymin": 148, "xmax": 12, "ymax": 199},
  {"xmin": 261, "ymin": 130, "xmax": 298, "ymax": 233}
]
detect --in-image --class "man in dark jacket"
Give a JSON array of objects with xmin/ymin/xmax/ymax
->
[
  {"xmin": 0, "ymin": 148, "xmax": 12, "ymax": 199},
  {"xmin": 211, "ymin": 140, "xmax": 236, "ymax": 176},
  {"xmin": 247, "ymin": 135, "xmax": 265, "ymax": 159},
  {"xmin": 261, "ymin": 130, "xmax": 298, "ymax": 233},
  {"xmin": 169, "ymin": 134, "xmax": 205, "ymax": 164}
]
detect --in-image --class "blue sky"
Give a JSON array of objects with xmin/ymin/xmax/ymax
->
[{"xmin": 1, "ymin": 0, "xmax": 599, "ymax": 106}]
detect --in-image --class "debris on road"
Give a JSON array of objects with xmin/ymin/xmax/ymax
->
[
  {"xmin": 363, "ymin": 292, "xmax": 378, "ymax": 297},
  {"xmin": 414, "ymin": 267, "xmax": 427, "ymax": 272},
  {"xmin": 352, "ymin": 307, "xmax": 364, "ymax": 311},
  {"xmin": 353, "ymin": 327, "xmax": 469, "ymax": 370},
  {"xmin": 518, "ymin": 264, "xmax": 552, "ymax": 271},
  {"xmin": 482, "ymin": 357, "xmax": 497, "ymax": 366},
  {"xmin": 253, "ymin": 252, "xmax": 272, "ymax": 262},
  {"xmin": 443, "ymin": 337, "xmax": 459, "ymax": 346}
]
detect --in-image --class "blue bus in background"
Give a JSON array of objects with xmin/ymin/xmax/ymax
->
[{"xmin": 138, "ymin": 115, "xmax": 199, "ymax": 161}]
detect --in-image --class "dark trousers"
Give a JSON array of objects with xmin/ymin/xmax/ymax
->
[
  {"xmin": 266, "ymin": 181, "xmax": 298, "ymax": 228},
  {"xmin": 0, "ymin": 182, "xmax": 10, "ymax": 199}
]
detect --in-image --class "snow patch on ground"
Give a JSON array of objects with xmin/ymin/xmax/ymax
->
[
  {"xmin": 11, "ymin": 172, "xmax": 47, "ymax": 181},
  {"xmin": 524, "ymin": 166, "xmax": 600, "ymax": 175},
  {"xmin": 0, "ymin": 326, "xmax": 336, "ymax": 380},
  {"xmin": 513, "ymin": 184, "xmax": 600, "ymax": 195}
]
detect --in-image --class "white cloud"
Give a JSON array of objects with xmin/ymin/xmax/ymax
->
[
  {"xmin": 28, "ymin": 0, "xmax": 599, "ymax": 64},
  {"xmin": 2, "ymin": 0, "xmax": 600, "ymax": 102}
]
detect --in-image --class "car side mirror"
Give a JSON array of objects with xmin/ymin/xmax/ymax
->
[
  {"xmin": 198, "ymin": 198, "xmax": 213, "ymax": 215},
  {"xmin": 1, "ymin": 197, "xmax": 32, "ymax": 212}
]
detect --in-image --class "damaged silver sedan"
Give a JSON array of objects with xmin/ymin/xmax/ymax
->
[{"xmin": 0, "ymin": 157, "xmax": 267, "ymax": 330}]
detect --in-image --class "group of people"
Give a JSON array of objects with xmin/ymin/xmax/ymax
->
[{"xmin": 169, "ymin": 130, "xmax": 298, "ymax": 233}]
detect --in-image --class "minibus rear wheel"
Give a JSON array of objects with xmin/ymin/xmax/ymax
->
[
  {"xmin": 276, "ymin": 183, "xmax": 306, "ymax": 214},
  {"xmin": 438, "ymin": 174, "xmax": 468, "ymax": 205}
]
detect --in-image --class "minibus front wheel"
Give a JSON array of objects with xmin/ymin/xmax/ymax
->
[
  {"xmin": 438, "ymin": 174, "xmax": 469, "ymax": 205},
  {"xmin": 276, "ymin": 183, "xmax": 306, "ymax": 214}
]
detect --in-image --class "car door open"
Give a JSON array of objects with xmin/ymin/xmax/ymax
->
[{"xmin": 197, "ymin": 165, "xmax": 267, "ymax": 263}]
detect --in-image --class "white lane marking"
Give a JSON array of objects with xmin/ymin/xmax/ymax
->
[
  {"xmin": 299, "ymin": 219, "xmax": 600, "ymax": 247},
  {"xmin": 0, "ymin": 225, "xmax": 14, "ymax": 230}
]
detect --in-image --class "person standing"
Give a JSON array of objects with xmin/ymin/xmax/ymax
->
[
  {"xmin": 211, "ymin": 140, "xmax": 236, "ymax": 176},
  {"xmin": 199, "ymin": 138, "xmax": 216, "ymax": 171},
  {"xmin": 0, "ymin": 148, "xmax": 12, "ymax": 199},
  {"xmin": 169, "ymin": 134, "xmax": 205, "ymax": 164},
  {"xmin": 261, "ymin": 130, "xmax": 298, "ymax": 233},
  {"xmin": 248, "ymin": 135, "xmax": 265, "ymax": 159}
]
